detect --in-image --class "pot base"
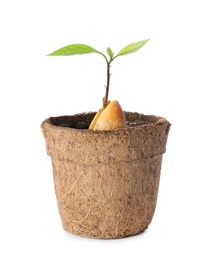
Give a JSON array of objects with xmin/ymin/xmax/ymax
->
[{"xmin": 63, "ymin": 224, "xmax": 148, "ymax": 239}]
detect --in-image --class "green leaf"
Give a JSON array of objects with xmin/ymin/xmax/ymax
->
[
  {"xmin": 115, "ymin": 38, "xmax": 150, "ymax": 58},
  {"xmin": 106, "ymin": 47, "xmax": 114, "ymax": 60},
  {"xmin": 48, "ymin": 43, "xmax": 109, "ymax": 63},
  {"xmin": 48, "ymin": 43, "xmax": 100, "ymax": 56}
]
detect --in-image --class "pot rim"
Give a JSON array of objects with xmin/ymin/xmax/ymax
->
[{"xmin": 41, "ymin": 111, "xmax": 171, "ymax": 134}]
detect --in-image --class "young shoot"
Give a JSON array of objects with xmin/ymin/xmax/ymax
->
[{"xmin": 48, "ymin": 38, "xmax": 150, "ymax": 108}]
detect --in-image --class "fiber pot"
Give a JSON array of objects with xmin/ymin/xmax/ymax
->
[{"xmin": 41, "ymin": 111, "xmax": 171, "ymax": 239}]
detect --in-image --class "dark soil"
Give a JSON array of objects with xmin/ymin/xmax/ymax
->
[{"xmin": 49, "ymin": 112, "xmax": 155, "ymax": 130}]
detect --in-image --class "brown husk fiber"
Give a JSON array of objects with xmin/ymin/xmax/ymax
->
[{"xmin": 41, "ymin": 112, "xmax": 171, "ymax": 239}]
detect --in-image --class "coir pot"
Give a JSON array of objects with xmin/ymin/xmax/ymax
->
[{"xmin": 41, "ymin": 111, "xmax": 171, "ymax": 239}]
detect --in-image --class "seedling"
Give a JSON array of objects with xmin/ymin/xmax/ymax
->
[{"xmin": 48, "ymin": 38, "xmax": 150, "ymax": 130}]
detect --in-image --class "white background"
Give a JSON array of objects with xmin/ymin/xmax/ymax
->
[{"xmin": 1, "ymin": 0, "xmax": 215, "ymax": 259}]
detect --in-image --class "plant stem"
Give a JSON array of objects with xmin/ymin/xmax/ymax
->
[{"xmin": 103, "ymin": 61, "xmax": 111, "ymax": 107}]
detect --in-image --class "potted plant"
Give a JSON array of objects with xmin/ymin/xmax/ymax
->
[{"xmin": 41, "ymin": 39, "xmax": 171, "ymax": 239}]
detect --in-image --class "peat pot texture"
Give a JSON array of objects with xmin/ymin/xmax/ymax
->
[{"xmin": 41, "ymin": 112, "xmax": 171, "ymax": 239}]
